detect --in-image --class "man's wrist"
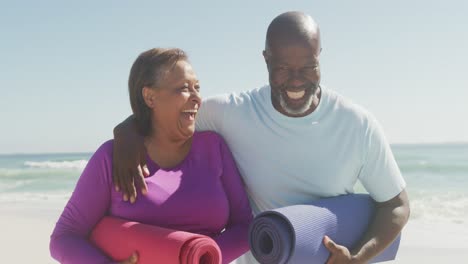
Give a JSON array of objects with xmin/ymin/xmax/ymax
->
[{"xmin": 350, "ymin": 254, "xmax": 364, "ymax": 264}]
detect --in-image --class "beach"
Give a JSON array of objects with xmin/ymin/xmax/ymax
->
[
  {"xmin": 0, "ymin": 201, "xmax": 63, "ymax": 264},
  {"xmin": 1, "ymin": 144, "xmax": 467, "ymax": 263},
  {"xmin": 2, "ymin": 202, "xmax": 468, "ymax": 263}
]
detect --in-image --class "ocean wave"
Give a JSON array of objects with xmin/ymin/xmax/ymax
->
[
  {"xmin": 398, "ymin": 161, "xmax": 468, "ymax": 174},
  {"xmin": 0, "ymin": 180, "xmax": 36, "ymax": 190},
  {"xmin": 24, "ymin": 160, "xmax": 88, "ymax": 170},
  {"xmin": 410, "ymin": 192, "xmax": 468, "ymax": 224},
  {"xmin": 0, "ymin": 191, "xmax": 71, "ymax": 202}
]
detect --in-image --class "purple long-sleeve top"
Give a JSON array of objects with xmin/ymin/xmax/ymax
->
[{"xmin": 50, "ymin": 131, "xmax": 253, "ymax": 264}]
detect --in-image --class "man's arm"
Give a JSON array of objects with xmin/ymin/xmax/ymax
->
[
  {"xmin": 112, "ymin": 115, "xmax": 148, "ymax": 203},
  {"xmin": 112, "ymin": 95, "xmax": 229, "ymax": 202},
  {"xmin": 323, "ymin": 112, "xmax": 410, "ymax": 263},
  {"xmin": 324, "ymin": 189, "xmax": 410, "ymax": 264}
]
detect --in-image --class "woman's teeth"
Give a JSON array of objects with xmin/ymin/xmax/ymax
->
[{"xmin": 182, "ymin": 110, "xmax": 197, "ymax": 120}]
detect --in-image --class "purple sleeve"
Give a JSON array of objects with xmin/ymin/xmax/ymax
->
[
  {"xmin": 213, "ymin": 138, "xmax": 253, "ymax": 264},
  {"xmin": 49, "ymin": 141, "xmax": 117, "ymax": 264}
]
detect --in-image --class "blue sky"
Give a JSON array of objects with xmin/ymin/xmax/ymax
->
[{"xmin": 1, "ymin": 0, "xmax": 467, "ymax": 153}]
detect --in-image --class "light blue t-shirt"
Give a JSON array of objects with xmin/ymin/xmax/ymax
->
[{"xmin": 196, "ymin": 85, "xmax": 406, "ymax": 262}]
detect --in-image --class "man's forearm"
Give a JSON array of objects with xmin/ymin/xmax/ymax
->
[{"xmin": 351, "ymin": 190, "xmax": 410, "ymax": 263}]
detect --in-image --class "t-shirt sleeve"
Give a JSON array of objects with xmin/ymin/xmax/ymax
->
[
  {"xmin": 213, "ymin": 136, "xmax": 253, "ymax": 264},
  {"xmin": 358, "ymin": 115, "xmax": 406, "ymax": 202},
  {"xmin": 196, "ymin": 94, "xmax": 230, "ymax": 133},
  {"xmin": 49, "ymin": 141, "xmax": 116, "ymax": 264}
]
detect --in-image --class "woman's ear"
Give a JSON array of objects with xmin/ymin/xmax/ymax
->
[{"xmin": 142, "ymin": 87, "xmax": 156, "ymax": 108}]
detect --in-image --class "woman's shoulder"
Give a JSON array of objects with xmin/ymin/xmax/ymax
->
[
  {"xmin": 193, "ymin": 131, "xmax": 223, "ymax": 143},
  {"xmin": 87, "ymin": 139, "xmax": 114, "ymax": 163},
  {"xmin": 193, "ymin": 131, "xmax": 233, "ymax": 150},
  {"xmin": 96, "ymin": 139, "xmax": 114, "ymax": 154}
]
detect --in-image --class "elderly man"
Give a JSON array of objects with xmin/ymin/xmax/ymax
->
[{"xmin": 113, "ymin": 11, "xmax": 410, "ymax": 264}]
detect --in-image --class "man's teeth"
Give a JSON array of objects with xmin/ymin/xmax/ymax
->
[{"xmin": 286, "ymin": 90, "xmax": 305, "ymax": 99}]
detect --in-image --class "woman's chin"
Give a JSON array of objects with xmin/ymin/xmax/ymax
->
[{"xmin": 179, "ymin": 126, "xmax": 195, "ymax": 139}]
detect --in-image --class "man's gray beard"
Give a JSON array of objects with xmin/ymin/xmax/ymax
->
[{"xmin": 279, "ymin": 92, "xmax": 316, "ymax": 116}]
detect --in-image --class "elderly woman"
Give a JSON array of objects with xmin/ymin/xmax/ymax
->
[{"xmin": 49, "ymin": 48, "xmax": 253, "ymax": 264}]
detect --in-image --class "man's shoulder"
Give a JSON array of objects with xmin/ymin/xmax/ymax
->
[
  {"xmin": 202, "ymin": 85, "xmax": 269, "ymax": 108},
  {"xmin": 324, "ymin": 87, "xmax": 372, "ymax": 121}
]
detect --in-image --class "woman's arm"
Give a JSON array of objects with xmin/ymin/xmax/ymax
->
[
  {"xmin": 213, "ymin": 138, "xmax": 253, "ymax": 264},
  {"xmin": 50, "ymin": 141, "xmax": 117, "ymax": 264}
]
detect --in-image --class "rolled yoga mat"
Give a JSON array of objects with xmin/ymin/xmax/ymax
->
[
  {"xmin": 90, "ymin": 216, "xmax": 222, "ymax": 264},
  {"xmin": 249, "ymin": 194, "xmax": 401, "ymax": 264}
]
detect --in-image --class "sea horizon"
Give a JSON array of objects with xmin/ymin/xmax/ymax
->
[{"xmin": 2, "ymin": 141, "xmax": 467, "ymax": 156}]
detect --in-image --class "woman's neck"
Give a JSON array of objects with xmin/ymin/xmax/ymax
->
[{"xmin": 144, "ymin": 132, "xmax": 193, "ymax": 169}]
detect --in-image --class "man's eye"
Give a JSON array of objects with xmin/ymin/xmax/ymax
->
[
  {"xmin": 275, "ymin": 67, "xmax": 288, "ymax": 73},
  {"xmin": 302, "ymin": 66, "xmax": 319, "ymax": 74},
  {"xmin": 304, "ymin": 65, "xmax": 318, "ymax": 70}
]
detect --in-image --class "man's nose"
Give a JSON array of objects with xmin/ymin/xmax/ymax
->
[{"xmin": 288, "ymin": 70, "xmax": 306, "ymax": 86}]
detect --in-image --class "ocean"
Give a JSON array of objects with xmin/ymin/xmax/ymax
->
[
  {"xmin": 1, "ymin": 144, "xmax": 467, "ymax": 225},
  {"xmin": 1, "ymin": 144, "xmax": 467, "ymax": 263}
]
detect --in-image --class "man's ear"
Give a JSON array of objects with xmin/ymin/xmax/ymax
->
[
  {"xmin": 142, "ymin": 87, "xmax": 156, "ymax": 108},
  {"xmin": 262, "ymin": 50, "xmax": 268, "ymax": 62}
]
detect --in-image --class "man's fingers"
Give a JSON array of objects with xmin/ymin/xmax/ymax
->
[
  {"xmin": 116, "ymin": 169, "xmax": 125, "ymax": 193},
  {"xmin": 114, "ymin": 168, "xmax": 122, "ymax": 192},
  {"xmin": 323, "ymin": 236, "xmax": 338, "ymax": 252},
  {"xmin": 136, "ymin": 165, "xmax": 148, "ymax": 196},
  {"xmin": 121, "ymin": 170, "xmax": 131, "ymax": 202},
  {"xmin": 138, "ymin": 142, "xmax": 146, "ymax": 165},
  {"xmin": 324, "ymin": 236, "xmax": 337, "ymax": 264},
  {"xmin": 139, "ymin": 149, "xmax": 150, "ymax": 178},
  {"xmin": 112, "ymin": 158, "xmax": 121, "ymax": 192},
  {"xmin": 128, "ymin": 174, "xmax": 137, "ymax": 204},
  {"xmin": 142, "ymin": 164, "xmax": 150, "ymax": 178},
  {"xmin": 123, "ymin": 192, "xmax": 129, "ymax": 202}
]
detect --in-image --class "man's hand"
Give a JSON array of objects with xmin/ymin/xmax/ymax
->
[
  {"xmin": 113, "ymin": 116, "xmax": 149, "ymax": 203},
  {"xmin": 323, "ymin": 236, "xmax": 357, "ymax": 264},
  {"xmin": 323, "ymin": 190, "xmax": 410, "ymax": 264},
  {"xmin": 119, "ymin": 252, "xmax": 138, "ymax": 264}
]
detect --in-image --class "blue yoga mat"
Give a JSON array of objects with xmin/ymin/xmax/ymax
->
[{"xmin": 248, "ymin": 194, "xmax": 401, "ymax": 264}]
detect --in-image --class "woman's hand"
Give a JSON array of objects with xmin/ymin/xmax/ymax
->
[{"xmin": 118, "ymin": 252, "xmax": 138, "ymax": 264}]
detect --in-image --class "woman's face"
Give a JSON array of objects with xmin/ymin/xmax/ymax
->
[{"xmin": 144, "ymin": 60, "xmax": 201, "ymax": 140}]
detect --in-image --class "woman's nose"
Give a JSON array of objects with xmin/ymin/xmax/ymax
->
[{"xmin": 191, "ymin": 89, "xmax": 201, "ymax": 104}]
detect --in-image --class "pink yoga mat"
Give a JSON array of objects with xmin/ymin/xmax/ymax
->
[{"xmin": 89, "ymin": 217, "xmax": 222, "ymax": 264}]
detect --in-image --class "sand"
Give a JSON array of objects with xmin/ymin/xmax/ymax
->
[{"xmin": 1, "ymin": 201, "xmax": 467, "ymax": 263}]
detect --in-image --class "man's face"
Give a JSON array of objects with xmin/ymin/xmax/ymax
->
[{"xmin": 264, "ymin": 42, "xmax": 321, "ymax": 117}]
